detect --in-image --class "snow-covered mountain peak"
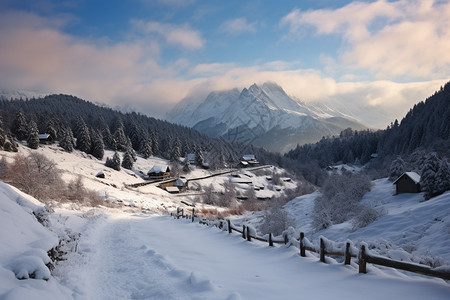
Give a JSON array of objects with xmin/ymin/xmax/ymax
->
[{"xmin": 166, "ymin": 82, "xmax": 368, "ymax": 152}]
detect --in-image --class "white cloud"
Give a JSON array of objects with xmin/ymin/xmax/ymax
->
[
  {"xmin": 280, "ymin": 0, "xmax": 450, "ymax": 79},
  {"xmin": 220, "ymin": 17, "xmax": 257, "ymax": 35},
  {"xmin": 131, "ymin": 20, "xmax": 204, "ymax": 50}
]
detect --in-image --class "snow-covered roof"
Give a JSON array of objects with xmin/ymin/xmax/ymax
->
[
  {"xmin": 393, "ymin": 172, "xmax": 421, "ymax": 184},
  {"xmin": 187, "ymin": 153, "xmax": 196, "ymax": 161},
  {"xmin": 174, "ymin": 178, "xmax": 186, "ymax": 186},
  {"xmin": 148, "ymin": 165, "xmax": 169, "ymax": 174},
  {"xmin": 37, "ymin": 133, "xmax": 51, "ymax": 139},
  {"xmin": 242, "ymin": 154, "xmax": 255, "ymax": 161},
  {"xmin": 165, "ymin": 186, "xmax": 179, "ymax": 193}
]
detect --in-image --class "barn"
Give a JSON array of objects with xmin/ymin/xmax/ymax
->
[{"xmin": 393, "ymin": 172, "xmax": 421, "ymax": 194}]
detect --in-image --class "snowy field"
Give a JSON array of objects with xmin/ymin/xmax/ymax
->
[{"xmin": 1, "ymin": 145, "xmax": 449, "ymax": 299}]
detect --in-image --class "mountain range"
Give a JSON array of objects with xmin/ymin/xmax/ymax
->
[{"xmin": 166, "ymin": 82, "xmax": 369, "ymax": 153}]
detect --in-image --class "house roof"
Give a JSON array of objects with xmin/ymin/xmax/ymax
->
[
  {"xmin": 148, "ymin": 165, "xmax": 169, "ymax": 174},
  {"xmin": 174, "ymin": 178, "xmax": 186, "ymax": 186},
  {"xmin": 187, "ymin": 153, "xmax": 196, "ymax": 161},
  {"xmin": 242, "ymin": 154, "xmax": 255, "ymax": 161},
  {"xmin": 393, "ymin": 172, "xmax": 421, "ymax": 184},
  {"xmin": 166, "ymin": 186, "xmax": 179, "ymax": 193},
  {"xmin": 38, "ymin": 133, "xmax": 51, "ymax": 139}
]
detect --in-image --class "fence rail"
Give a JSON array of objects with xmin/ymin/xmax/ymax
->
[{"xmin": 171, "ymin": 208, "xmax": 450, "ymax": 281}]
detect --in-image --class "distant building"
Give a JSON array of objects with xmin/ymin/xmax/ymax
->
[
  {"xmin": 38, "ymin": 133, "xmax": 53, "ymax": 144},
  {"xmin": 148, "ymin": 165, "xmax": 171, "ymax": 180},
  {"xmin": 238, "ymin": 154, "xmax": 259, "ymax": 168},
  {"xmin": 186, "ymin": 153, "xmax": 196, "ymax": 165},
  {"xmin": 165, "ymin": 186, "xmax": 179, "ymax": 194},
  {"xmin": 393, "ymin": 172, "xmax": 421, "ymax": 194}
]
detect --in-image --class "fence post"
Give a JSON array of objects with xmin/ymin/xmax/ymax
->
[
  {"xmin": 192, "ymin": 208, "xmax": 195, "ymax": 222},
  {"xmin": 227, "ymin": 219, "xmax": 232, "ymax": 234},
  {"xmin": 359, "ymin": 245, "xmax": 367, "ymax": 273},
  {"xmin": 219, "ymin": 220, "xmax": 223, "ymax": 229},
  {"xmin": 345, "ymin": 242, "xmax": 351, "ymax": 265},
  {"xmin": 242, "ymin": 225, "xmax": 246, "ymax": 239},
  {"xmin": 269, "ymin": 233, "xmax": 273, "ymax": 247},
  {"xmin": 284, "ymin": 234, "xmax": 288, "ymax": 245},
  {"xmin": 247, "ymin": 226, "xmax": 251, "ymax": 242},
  {"xmin": 300, "ymin": 232, "xmax": 306, "ymax": 257},
  {"xmin": 320, "ymin": 237, "xmax": 325, "ymax": 263},
  {"xmin": 181, "ymin": 208, "xmax": 184, "ymax": 218}
]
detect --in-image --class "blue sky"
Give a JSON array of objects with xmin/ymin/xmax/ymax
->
[{"xmin": 0, "ymin": 0, "xmax": 449, "ymax": 124}]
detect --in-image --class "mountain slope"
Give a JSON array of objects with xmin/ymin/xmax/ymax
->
[{"xmin": 166, "ymin": 82, "xmax": 367, "ymax": 153}]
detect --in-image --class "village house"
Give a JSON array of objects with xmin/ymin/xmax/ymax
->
[
  {"xmin": 147, "ymin": 165, "xmax": 171, "ymax": 180},
  {"xmin": 38, "ymin": 133, "xmax": 53, "ymax": 144},
  {"xmin": 238, "ymin": 154, "xmax": 259, "ymax": 168},
  {"xmin": 393, "ymin": 172, "xmax": 421, "ymax": 194}
]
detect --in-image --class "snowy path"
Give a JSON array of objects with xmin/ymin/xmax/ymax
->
[{"xmin": 66, "ymin": 213, "xmax": 450, "ymax": 300}]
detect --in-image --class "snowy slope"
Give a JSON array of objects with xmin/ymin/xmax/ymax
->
[
  {"xmin": 1, "ymin": 146, "xmax": 450, "ymax": 299},
  {"xmin": 0, "ymin": 182, "xmax": 71, "ymax": 299},
  {"xmin": 285, "ymin": 178, "xmax": 450, "ymax": 263},
  {"xmin": 166, "ymin": 82, "xmax": 367, "ymax": 153}
]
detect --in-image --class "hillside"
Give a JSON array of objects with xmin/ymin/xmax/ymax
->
[
  {"xmin": 286, "ymin": 81, "xmax": 450, "ymax": 166},
  {"xmin": 166, "ymin": 82, "xmax": 367, "ymax": 153},
  {"xmin": 1, "ymin": 145, "xmax": 449, "ymax": 299}
]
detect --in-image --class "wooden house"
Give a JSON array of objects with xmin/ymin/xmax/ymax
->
[
  {"xmin": 38, "ymin": 133, "xmax": 53, "ymax": 144},
  {"xmin": 148, "ymin": 165, "xmax": 171, "ymax": 180},
  {"xmin": 393, "ymin": 172, "xmax": 421, "ymax": 194}
]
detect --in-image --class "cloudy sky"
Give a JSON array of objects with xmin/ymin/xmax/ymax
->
[{"xmin": 0, "ymin": 0, "xmax": 449, "ymax": 126}]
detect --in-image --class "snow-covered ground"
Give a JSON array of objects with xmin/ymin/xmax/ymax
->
[
  {"xmin": 285, "ymin": 178, "xmax": 450, "ymax": 264},
  {"xmin": 1, "ymin": 145, "xmax": 449, "ymax": 299}
]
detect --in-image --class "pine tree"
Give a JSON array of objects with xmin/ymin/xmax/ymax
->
[
  {"xmin": 105, "ymin": 151, "xmax": 121, "ymax": 171},
  {"xmin": 46, "ymin": 118, "xmax": 58, "ymax": 141},
  {"xmin": 139, "ymin": 138, "xmax": 152, "ymax": 159},
  {"xmin": 195, "ymin": 146, "xmax": 204, "ymax": 166},
  {"xmin": 121, "ymin": 150, "xmax": 134, "ymax": 170},
  {"xmin": 0, "ymin": 117, "xmax": 6, "ymax": 150},
  {"xmin": 27, "ymin": 120, "xmax": 40, "ymax": 149},
  {"xmin": 421, "ymin": 153, "xmax": 442, "ymax": 200},
  {"xmin": 435, "ymin": 160, "xmax": 450, "ymax": 197},
  {"xmin": 59, "ymin": 128, "xmax": 74, "ymax": 152},
  {"xmin": 113, "ymin": 125, "xmax": 127, "ymax": 152},
  {"xmin": 76, "ymin": 119, "xmax": 91, "ymax": 153},
  {"xmin": 126, "ymin": 137, "xmax": 136, "ymax": 161},
  {"xmin": 12, "ymin": 111, "xmax": 28, "ymax": 140},
  {"xmin": 170, "ymin": 137, "xmax": 181, "ymax": 162},
  {"xmin": 389, "ymin": 156, "xmax": 405, "ymax": 181},
  {"xmin": 150, "ymin": 130, "xmax": 159, "ymax": 155},
  {"xmin": 90, "ymin": 129, "xmax": 104, "ymax": 160}
]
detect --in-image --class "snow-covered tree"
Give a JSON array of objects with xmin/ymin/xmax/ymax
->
[
  {"xmin": 59, "ymin": 128, "xmax": 74, "ymax": 152},
  {"xmin": 75, "ymin": 118, "xmax": 91, "ymax": 153},
  {"xmin": 139, "ymin": 138, "xmax": 152, "ymax": 159},
  {"xmin": 27, "ymin": 120, "xmax": 39, "ymax": 149},
  {"xmin": 260, "ymin": 208, "xmax": 295, "ymax": 236},
  {"xmin": 12, "ymin": 111, "xmax": 28, "ymax": 140},
  {"xmin": 105, "ymin": 151, "xmax": 121, "ymax": 171},
  {"xmin": 121, "ymin": 150, "xmax": 133, "ymax": 170},
  {"xmin": 420, "ymin": 152, "xmax": 441, "ymax": 200},
  {"xmin": 90, "ymin": 129, "xmax": 104, "ymax": 160},
  {"xmin": 389, "ymin": 156, "xmax": 405, "ymax": 181},
  {"xmin": 421, "ymin": 153, "xmax": 449, "ymax": 200},
  {"xmin": 170, "ymin": 137, "xmax": 181, "ymax": 162}
]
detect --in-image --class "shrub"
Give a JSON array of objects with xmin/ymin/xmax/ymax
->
[
  {"xmin": 259, "ymin": 207, "xmax": 295, "ymax": 236},
  {"xmin": 351, "ymin": 204, "xmax": 387, "ymax": 231},
  {"xmin": 313, "ymin": 171, "xmax": 372, "ymax": 231}
]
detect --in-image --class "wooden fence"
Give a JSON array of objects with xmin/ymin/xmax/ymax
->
[{"xmin": 171, "ymin": 208, "xmax": 450, "ymax": 281}]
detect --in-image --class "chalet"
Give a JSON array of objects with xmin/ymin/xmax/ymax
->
[
  {"xmin": 393, "ymin": 172, "xmax": 421, "ymax": 194},
  {"xmin": 38, "ymin": 133, "xmax": 53, "ymax": 144},
  {"xmin": 95, "ymin": 171, "xmax": 105, "ymax": 179},
  {"xmin": 148, "ymin": 165, "xmax": 171, "ymax": 180}
]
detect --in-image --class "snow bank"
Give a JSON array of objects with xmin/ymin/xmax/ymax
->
[{"xmin": 0, "ymin": 181, "xmax": 70, "ymax": 299}]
